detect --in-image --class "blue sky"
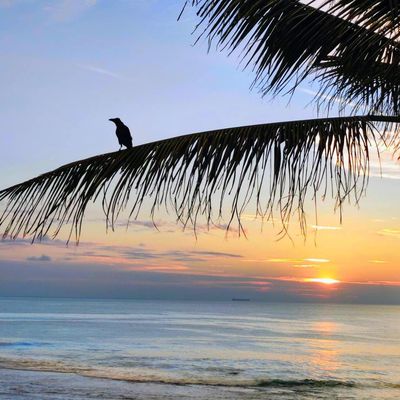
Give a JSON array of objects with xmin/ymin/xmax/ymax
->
[
  {"xmin": 0, "ymin": 0, "xmax": 399, "ymax": 303},
  {"xmin": 0, "ymin": 0, "xmax": 315, "ymax": 188}
]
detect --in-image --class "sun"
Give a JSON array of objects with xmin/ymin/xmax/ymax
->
[{"xmin": 305, "ymin": 278, "xmax": 340, "ymax": 285}]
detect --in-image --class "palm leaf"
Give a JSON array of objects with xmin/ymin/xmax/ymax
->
[
  {"xmin": 315, "ymin": 56, "xmax": 400, "ymax": 114},
  {"xmin": 1, "ymin": 115, "xmax": 399, "ymax": 243},
  {"xmin": 323, "ymin": 0, "xmax": 400, "ymax": 39},
  {"xmin": 187, "ymin": 0, "xmax": 400, "ymax": 114}
]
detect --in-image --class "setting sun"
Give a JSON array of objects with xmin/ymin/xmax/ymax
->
[{"xmin": 305, "ymin": 278, "xmax": 340, "ymax": 285}]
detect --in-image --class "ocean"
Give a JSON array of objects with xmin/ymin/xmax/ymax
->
[{"xmin": 0, "ymin": 298, "xmax": 399, "ymax": 399}]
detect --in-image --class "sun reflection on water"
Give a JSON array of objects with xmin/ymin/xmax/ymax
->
[{"xmin": 309, "ymin": 321, "xmax": 341, "ymax": 373}]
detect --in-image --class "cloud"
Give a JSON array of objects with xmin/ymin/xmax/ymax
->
[
  {"xmin": 84, "ymin": 218, "xmax": 171, "ymax": 233},
  {"xmin": 298, "ymin": 87, "xmax": 357, "ymax": 108},
  {"xmin": 350, "ymin": 280, "xmax": 400, "ymax": 287},
  {"xmin": 76, "ymin": 64, "xmax": 122, "ymax": 80},
  {"xmin": 142, "ymin": 265, "xmax": 189, "ymax": 272},
  {"xmin": 65, "ymin": 243, "xmax": 243, "ymax": 265},
  {"xmin": 369, "ymin": 159, "xmax": 400, "ymax": 181},
  {"xmin": 183, "ymin": 222, "xmax": 243, "ymax": 236},
  {"xmin": 26, "ymin": 254, "xmax": 52, "ymax": 262},
  {"xmin": 1, "ymin": 259, "xmax": 400, "ymax": 303},
  {"xmin": 0, "ymin": 235, "xmax": 65, "ymax": 246},
  {"xmin": 265, "ymin": 258, "xmax": 330, "ymax": 264},
  {"xmin": 154, "ymin": 249, "xmax": 242, "ymax": 263},
  {"xmin": 75, "ymin": 251, "xmax": 114, "ymax": 259},
  {"xmin": 122, "ymin": 249, "xmax": 161, "ymax": 260},
  {"xmin": 190, "ymin": 250, "xmax": 242, "ymax": 258},
  {"xmin": 0, "ymin": 237, "xmax": 31, "ymax": 248},
  {"xmin": 311, "ymin": 225, "xmax": 342, "ymax": 231},
  {"xmin": 377, "ymin": 228, "xmax": 400, "ymax": 239}
]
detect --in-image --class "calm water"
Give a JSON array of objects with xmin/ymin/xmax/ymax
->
[{"xmin": 0, "ymin": 298, "xmax": 399, "ymax": 399}]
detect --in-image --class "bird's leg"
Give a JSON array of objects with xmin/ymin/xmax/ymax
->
[{"xmin": 119, "ymin": 145, "xmax": 122, "ymax": 151}]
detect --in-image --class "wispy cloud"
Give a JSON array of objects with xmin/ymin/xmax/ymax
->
[
  {"xmin": 26, "ymin": 254, "xmax": 52, "ymax": 262},
  {"xmin": 298, "ymin": 87, "xmax": 357, "ymax": 108},
  {"xmin": 369, "ymin": 157, "xmax": 400, "ymax": 181},
  {"xmin": 265, "ymin": 258, "xmax": 330, "ymax": 264},
  {"xmin": 348, "ymin": 280, "xmax": 400, "ymax": 287},
  {"xmin": 63, "ymin": 243, "xmax": 244, "ymax": 266},
  {"xmin": 0, "ymin": 234, "xmax": 244, "ymax": 268},
  {"xmin": 192, "ymin": 250, "xmax": 242, "ymax": 258},
  {"xmin": 311, "ymin": 225, "xmax": 342, "ymax": 231},
  {"xmin": 142, "ymin": 265, "xmax": 189, "ymax": 272},
  {"xmin": 76, "ymin": 64, "xmax": 122, "ymax": 80},
  {"xmin": 304, "ymin": 258, "xmax": 330, "ymax": 263},
  {"xmin": 0, "ymin": 235, "xmax": 66, "ymax": 248},
  {"xmin": 377, "ymin": 228, "xmax": 400, "ymax": 239}
]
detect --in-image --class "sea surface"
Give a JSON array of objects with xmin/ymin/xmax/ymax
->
[{"xmin": 0, "ymin": 298, "xmax": 399, "ymax": 399}]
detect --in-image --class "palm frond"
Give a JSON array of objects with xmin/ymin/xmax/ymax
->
[
  {"xmin": 315, "ymin": 56, "xmax": 400, "ymax": 114},
  {"xmin": 1, "ymin": 115, "xmax": 399, "ymax": 243},
  {"xmin": 187, "ymin": 0, "xmax": 400, "ymax": 114},
  {"xmin": 324, "ymin": 0, "xmax": 400, "ymax": 39}
]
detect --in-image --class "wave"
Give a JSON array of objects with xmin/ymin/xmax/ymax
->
[
  {"xmin": 0, "ymin": 357, "xmax": 398, "ymax": 391},
  {"xmin": 0, "ymin": 341, "xmax": 46, "ymax": 347},
  {"xmin": 256, "ymin": 378, "xmax": 356, "ymax": 388}
]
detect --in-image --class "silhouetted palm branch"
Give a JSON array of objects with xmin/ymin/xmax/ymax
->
[
  {"xmin": 1, "ymin": 1, "xmax": 400, "ymax": 243},
  {"xmin": 1, "ymin": 116, "xmax": 399, "ymax": 242},
  {"xmin": 188, "ymin": 0, "xmax": 400, "ymax": 114}
]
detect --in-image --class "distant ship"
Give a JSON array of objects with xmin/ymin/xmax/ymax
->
[{"xmin": 232, "ymin": 298, "xmax": 250, "ymax": 302}]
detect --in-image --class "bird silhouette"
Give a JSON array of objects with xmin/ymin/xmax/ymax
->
[{"xmin": 109, "ymin": 118, "xmax": 133, "ymax": 150}]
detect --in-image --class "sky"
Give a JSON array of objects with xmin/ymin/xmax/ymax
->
[{"xmin": 0, "ymin": 0, "xmax": 399, "ymax": 303}]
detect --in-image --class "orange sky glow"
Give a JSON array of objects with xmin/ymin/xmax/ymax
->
[{"xmin": 1, "ymin": 171, "xmax": 399, "ymax": 303}]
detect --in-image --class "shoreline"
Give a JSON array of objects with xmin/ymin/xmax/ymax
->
[
  {"xmin": 0, "ymin": 357, "xmax": 361, "ymax": 389},
  {"xmin": 0, "ymin": 368, "xmax": 262, "ymax": 400},
  {"xmin": 1, "ymin": 367, "xmax": 398, "ymax": 400}
]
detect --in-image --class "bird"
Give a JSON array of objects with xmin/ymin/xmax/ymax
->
[{"xmin": 109, "ymin": 118, "xmax": 133, "ymax": 150}]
